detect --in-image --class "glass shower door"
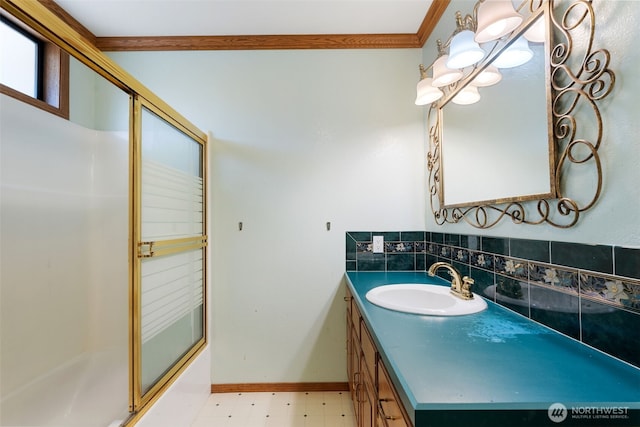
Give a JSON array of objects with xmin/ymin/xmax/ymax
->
[{"xmin": 132, "ymin": 98, "xmax": 207, "ymax": 410}]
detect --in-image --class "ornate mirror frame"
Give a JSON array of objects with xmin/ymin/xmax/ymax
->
[{"xmin": 427, "ymin": 0, "xmax": 615, "ymax": 228}]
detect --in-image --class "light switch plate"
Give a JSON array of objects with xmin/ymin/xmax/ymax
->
[{"xmin": 373, "ymin": 235, "xmax": 384, "ymax": 253}]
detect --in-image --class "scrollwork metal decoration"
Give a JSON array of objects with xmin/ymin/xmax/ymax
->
[{"xmin": 428, "ymin": 0, "xmax": 614, "ymax": 228}]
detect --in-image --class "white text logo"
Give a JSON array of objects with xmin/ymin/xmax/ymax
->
[{"xmin": 548, "ymin": 403, "xmax": 568, "ymax": 423}]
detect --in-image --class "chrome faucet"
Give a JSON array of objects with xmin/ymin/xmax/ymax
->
[{"xmin": 427, "ymin": 262, "xmax": 475, "ymax": 300}]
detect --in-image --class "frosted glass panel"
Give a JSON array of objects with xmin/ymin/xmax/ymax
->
[
  {"xmin": 142, "ymin": 160, "xmax": 204, "ymax": 239},
  {"xmin": 141, "ymin": 107, "xmax": 203, "ymax": 241},
  {"xmin": 140, "ymin": 249, "xmax": 204, "ymax": 392},
  {"xmin": 141, "ymin": 249, "xmax": 204, "ymax": 343},
  {"xmin": 139, "ymin": 106, "xmax": 205, "ymax": 396}
]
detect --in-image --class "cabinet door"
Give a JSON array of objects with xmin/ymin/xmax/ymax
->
[
  {"xmin": 378, "ymin": 361, "xmax": 412, "ymax": 427},
  {"xmin": 350, "ymin": 338, "xmax": 375, "ymax": 427},
  {"xmin": 347, "ymin": 287, "xmax": 387, "ymax": 427},
  {"xmin": 360, "ymin": 357, "xmax": 376, "ymax": 427},
  {"xmin": 360, "ymin": 320, "xmax": 378, "ymax": 427},
  {"xmin": 348, "ymin": 320, "xmax": 360, "ymax": 412}
]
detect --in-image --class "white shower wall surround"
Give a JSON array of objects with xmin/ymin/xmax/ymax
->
[
  {"xmin": 0, "ymin": 350, "xmax": 128, "ymax": 426},
  {"xmin": 0, "ymin": 94, "xmax": 130, "ymax": 426}
]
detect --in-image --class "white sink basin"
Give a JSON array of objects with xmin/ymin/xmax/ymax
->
[{"xmin": 365, "ymin": 284, "xmax": 487, "ymax": 316}]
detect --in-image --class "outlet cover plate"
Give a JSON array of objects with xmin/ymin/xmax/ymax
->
[{"xmin": 373, "ymin": 236, "xmax": 384, "ymax": 253}]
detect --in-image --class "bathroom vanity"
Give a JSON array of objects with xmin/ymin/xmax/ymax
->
[{"xmin": 345, "ymin": 271, "xmax": 640, "ymax": 427}]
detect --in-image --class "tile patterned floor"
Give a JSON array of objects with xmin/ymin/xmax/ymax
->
[{"xmin": 191, "ymin": 391, "xmax": 356, "ymax": 427}]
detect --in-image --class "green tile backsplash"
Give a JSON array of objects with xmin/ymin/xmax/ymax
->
[{"xmin": 345, "ymin": 231, "xmax": 640, "ymax": 368}]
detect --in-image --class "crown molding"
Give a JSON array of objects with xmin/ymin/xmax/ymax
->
[
  {"xmin": 42, "ymin": 0, "xmax": 450, "ymax": 51},
  {"xmin": 95, "ymin": 33, "xmax": 423, "ymax": 51},
  {"xmin": 417, "ymin": 0, "xmax": 450, "ymax": 46}
]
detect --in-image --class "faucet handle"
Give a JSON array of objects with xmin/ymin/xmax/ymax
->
[{"xmin": 461, "ymin": 276, "xmax": 474, "ymax": 299}]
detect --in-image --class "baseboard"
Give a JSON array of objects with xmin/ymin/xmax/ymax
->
[{"xmin": 211, "ymin": 382, "xmax": 349, "ymax": 393}]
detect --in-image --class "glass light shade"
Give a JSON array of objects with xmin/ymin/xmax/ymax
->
[
  {"xmin": 472, "ymin": 65, "xmax": 502, "ymax": 87},
  {"xmin": 493, "ymin": 37, "xmax": 533, "ymax": 68},
  {"xmin": 415, "ymin": 77, "xmax": 444, "ymax": 105},
  {"xmin": 524, "ymin": 17, "xmax": 546, "ymax": 43},
  {"xmin": 431, "ymin": 55, "xmax": 463, "ymax": 87},
  {"xmin": 446, "ymin": 30, "xmax": 486, "ymax": 69},
  {"xmin": 475, "ymin": 0, "xmax": 523, "ymax": 44},
  {"xmin": 452, "ymin": 85, "xmax": 481, "ymax": 105}
]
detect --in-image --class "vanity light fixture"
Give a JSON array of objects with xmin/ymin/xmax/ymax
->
[
  {"xmin": 415, "ymin": 64, "xmax": 444, "ymax": 105},
  {"xmin": 492, "ymin": 36, "xmax": 533, "ymax": 68},
  {"xmin": 474, "ymin": 0, "xmax": 523, "ymax": 44},
  {"xmin": 451, "ymin": 84, "xmax": 481, "ymax": 105},
  {"xmin": 414, "ymin": 0, "xmax": 534, "ymax": 108},
  {"xmin": 446, "ymin": 12, "xmax": 486, "ymax": 69},
  {"xmin": 472, "ymin": 65, "xmax": 502, "ymax": 87}
]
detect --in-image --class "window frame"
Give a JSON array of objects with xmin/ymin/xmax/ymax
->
[{"xmin": 0, "ymin": 12, "xmax": 69, "ymax": 119}]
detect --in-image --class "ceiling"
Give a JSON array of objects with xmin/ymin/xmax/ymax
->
[{"xmin": 54, "ymin": 0, "xmax": 437, "ymax": 38}]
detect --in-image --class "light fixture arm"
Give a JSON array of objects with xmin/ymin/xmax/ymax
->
[
  {"xmin": 418, "ymin": 64, "xmax": 428, "ymax": 79},
  {"xmin": 436, "ymin": 39, "xmax": 447, "ymax": 56},
  {"xmin": 454, "ymin": 11, "xmax": 477, "ymax": 34}
]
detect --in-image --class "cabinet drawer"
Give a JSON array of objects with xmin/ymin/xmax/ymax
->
[
  {"xmin": 346, "ymin": 288, "xmax": 357, "ymax": 334},
  {"xmin": 378, "ymin": 360, "xmax": 412, "ymax": 427},
  {"xmin": 351, "ymin": 297, "xmax": 362, "ymax": 340}
]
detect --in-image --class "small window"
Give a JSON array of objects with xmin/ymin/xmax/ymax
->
[
  {"xmin": 1, "ymin": 16, "xmax": 41, "ymax": 98},
  {"xmin": 0, "ymin": 13, "xmax": 69, "ymax": 119}
]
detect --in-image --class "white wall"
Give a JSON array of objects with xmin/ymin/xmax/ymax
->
[
  {"xmin": 421, "ymin": 0, "xmax": 640, "ymax": 248},
  {"xmin": 108, "ymin": 48, "xmax": 426, "ymax": 383}
]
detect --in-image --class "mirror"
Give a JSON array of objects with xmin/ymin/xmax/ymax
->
[
  {"xmin": 427, "ymin": 0, "xmax": 614, "ymax": 228},
  {"xmin": 441, "ymin": 36, "xmax": 551, "ymax": 207}
]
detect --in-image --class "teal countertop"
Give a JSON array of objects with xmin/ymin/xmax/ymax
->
[{"xmin": 345, "ymin": 271, "xmax": 640, "ymax": 427}]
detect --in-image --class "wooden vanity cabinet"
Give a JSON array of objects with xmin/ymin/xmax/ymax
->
[{"xmin": 346, "ymin": 288, "xmax": 413, "ymax": 427}]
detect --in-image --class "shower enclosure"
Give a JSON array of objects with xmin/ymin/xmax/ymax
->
[{"xmin": 0, "ymin": 2, "xmax": 208, "ymax": 425}]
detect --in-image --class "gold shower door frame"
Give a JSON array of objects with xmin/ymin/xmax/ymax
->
[{"xmin": 130, "ymin": 96, "xmax": 208, "ymax": 415}]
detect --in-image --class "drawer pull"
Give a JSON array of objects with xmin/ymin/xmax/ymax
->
[
  {"xmin": 356, "ymin": 383, "xmax": 366, "ymax": 403},
  {"xmin": 378, "ymin": 400, "xmax": 397, "ymax": 421}
]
